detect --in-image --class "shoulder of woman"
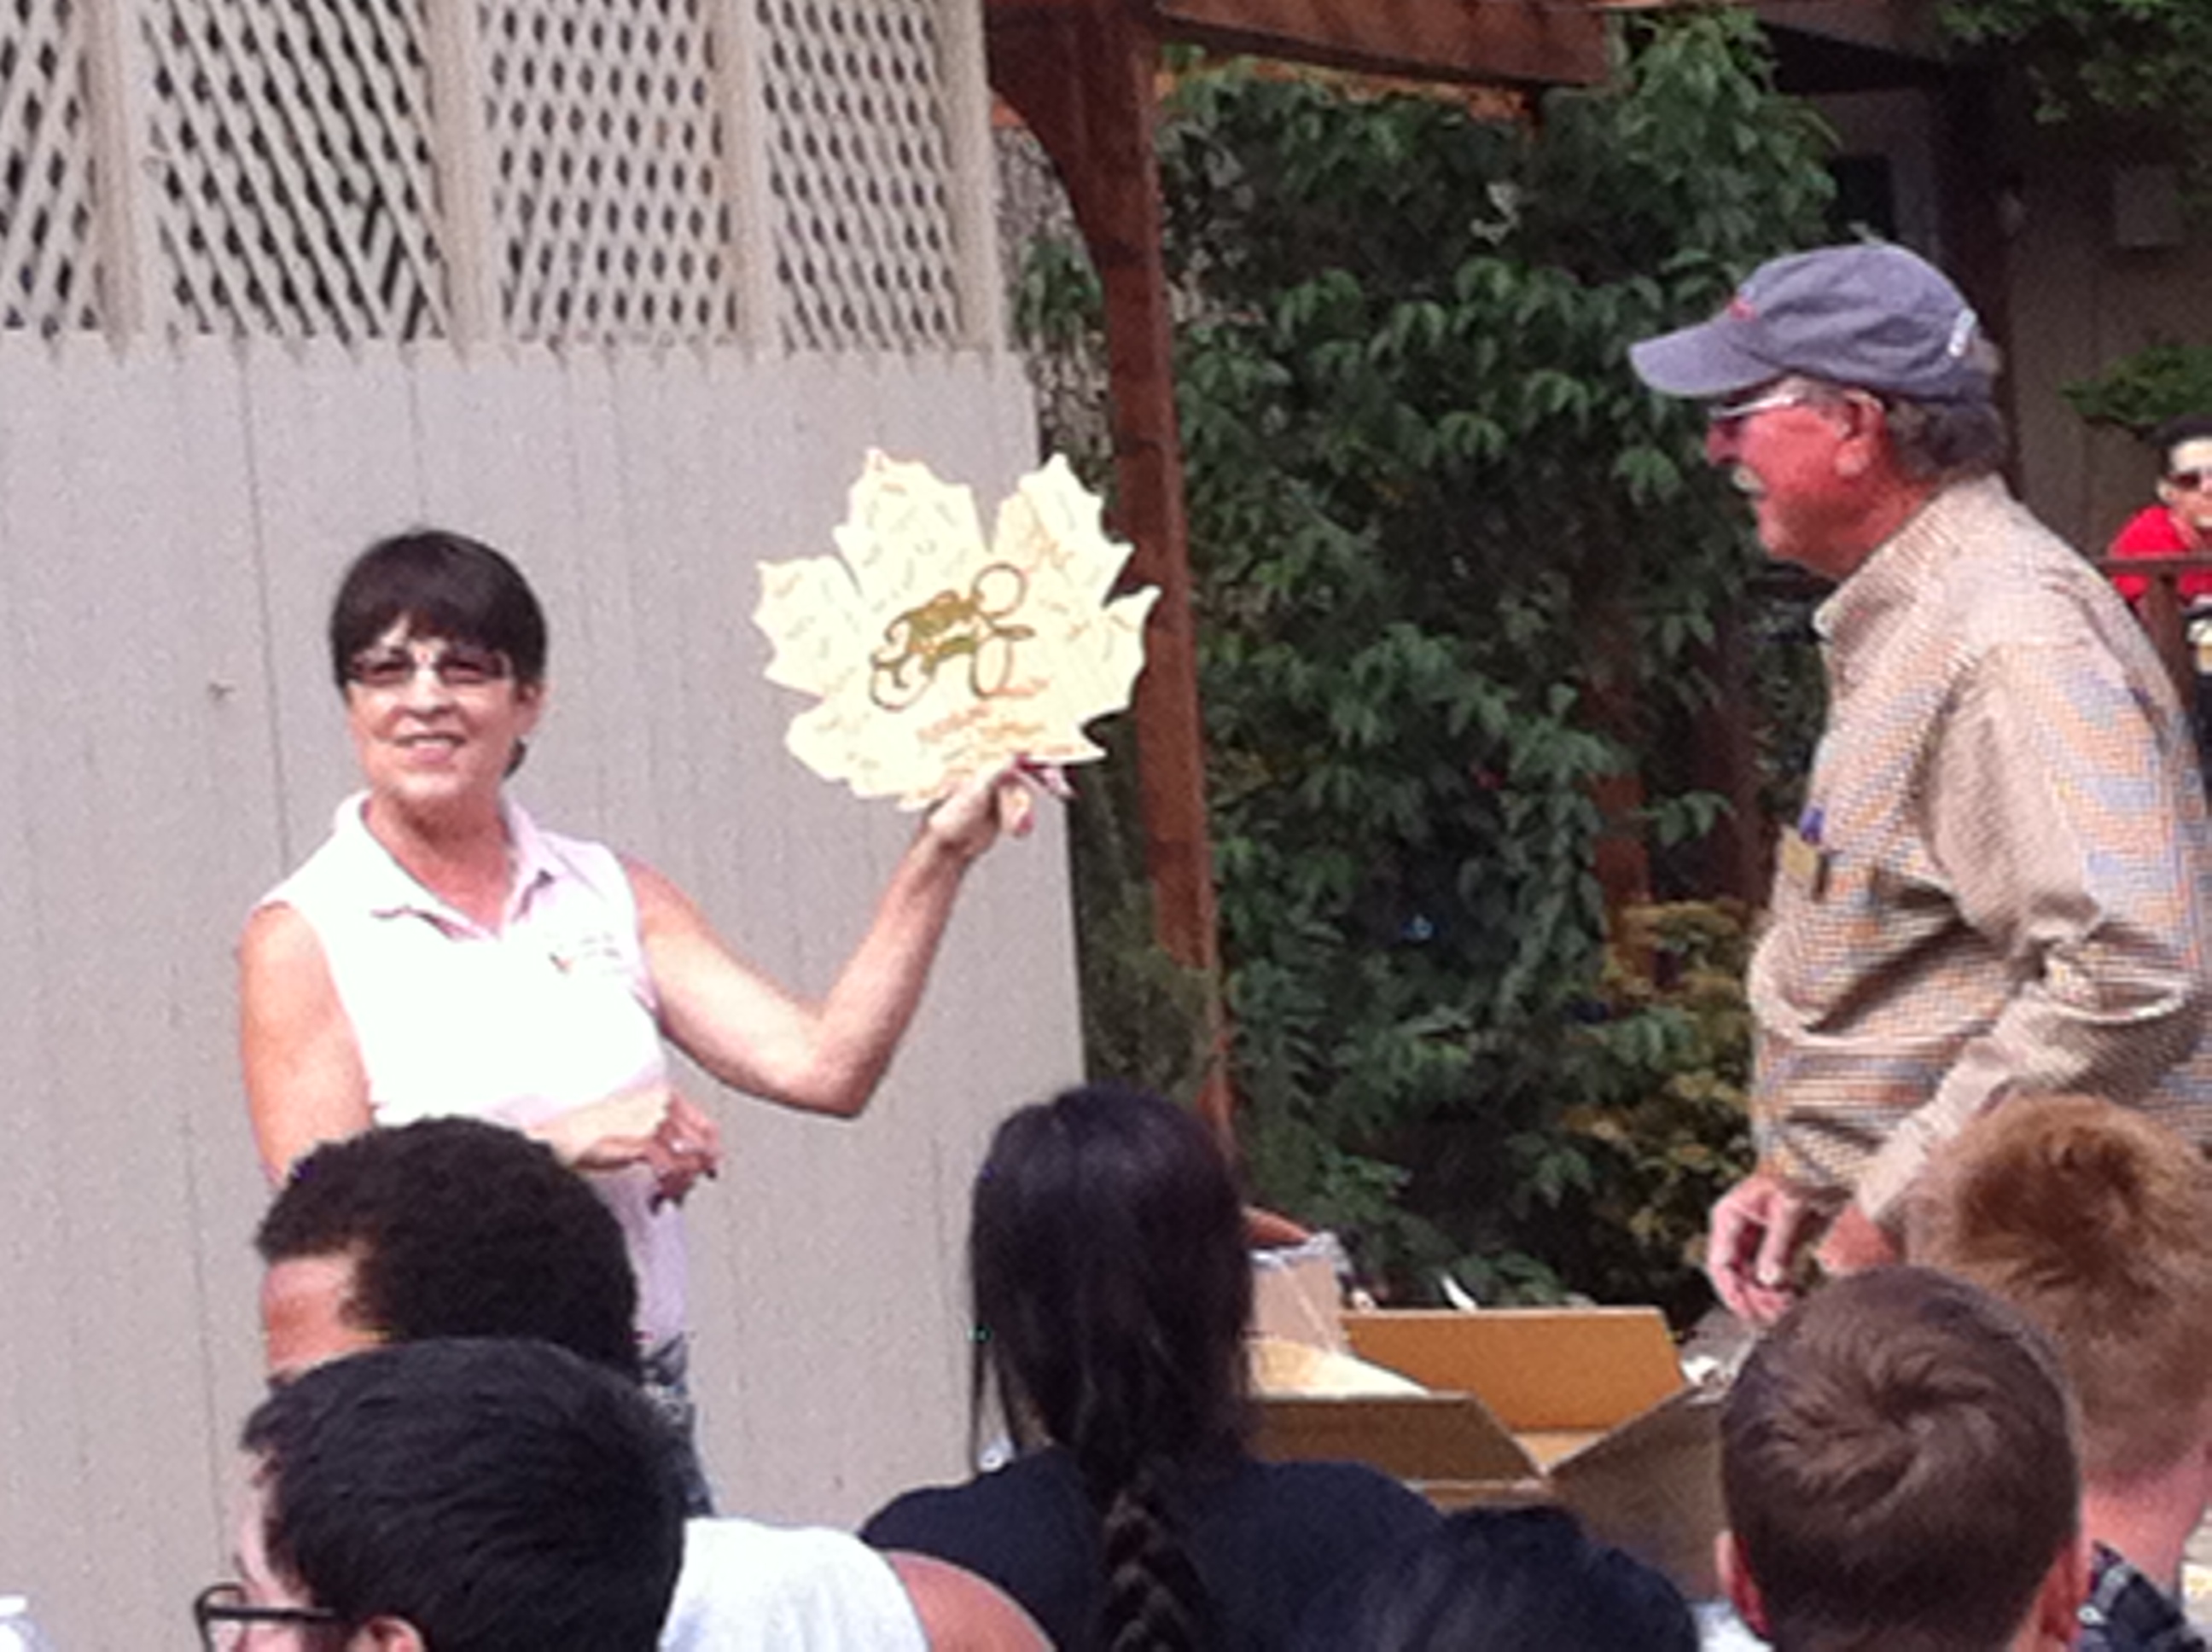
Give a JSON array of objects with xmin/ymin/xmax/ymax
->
[
  {"xmin": 617, "ymin": 852, "xmax": 710, "ymax": 930},
  {"xmin": 863, "ymin": 1450, "xmax": 1079, "ymax": 1544},
  {"xmin": 240, "ymin": 899, "xmax": 320, "ymax": 966},
  {"xmin": 1242, "ymin": 1455, "xmax": 1442, "ymax": 1526}
]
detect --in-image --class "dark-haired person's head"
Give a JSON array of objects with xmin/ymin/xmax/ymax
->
[
  {"xmin": 971, "ymin": 1083, "xmax": 1251, "ymax": 1480},
  {"xmin": 2152, "ymin": 414, "xmax": 2212, "ymax": 468},
  {"xmin": 1720, "ymin": 1266, "xmax": 2086, "ymax": 1652},
  {"xmin": 1299, "ymin": 1504, "xmax": 1697, "ymax": 1652},
  {"xmin": 2151, "ymin": 416, "xmax": 2212, "ymax": 532},
  {"xmin": 255, "ymin": 1117, "xmax": 638, "ymax": 1382},
  {"xmin": 230, "ymin": 1337, "xmax": 683, "ymax": 1652},
  {"xmin": 328, "ymin": 530, "xmax": 548, "ymax": 692},
  {"xmin": 969, "ymin": 1083, "xmax": 1252, "ymax": 1649}
]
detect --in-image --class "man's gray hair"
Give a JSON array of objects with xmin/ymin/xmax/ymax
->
[{"xmin": 1883, "ymin": 392, "xmax": 2009, "ymax": 481}]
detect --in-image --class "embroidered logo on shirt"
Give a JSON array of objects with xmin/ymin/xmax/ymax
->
[{"xmin": 547, "ymin": 930, "xmax": 628, "ymax": 977}]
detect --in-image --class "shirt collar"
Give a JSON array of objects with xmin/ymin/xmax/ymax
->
[
  {"xmin": 1813, "ymin": 475, "xmax": 2005, "ymax": 663},
  {"xmin": 337, "ymin": 792, "xmax": 557, "ymax": 932},
  {"xmin": 2083, "ymin": 1540, "xmax": 2198, "ymax": 1643}
]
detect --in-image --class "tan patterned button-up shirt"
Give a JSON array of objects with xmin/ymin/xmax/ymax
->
[{"xmin": 1749, "ymin": 475, "xmax": 2212, "ymax": 1220}]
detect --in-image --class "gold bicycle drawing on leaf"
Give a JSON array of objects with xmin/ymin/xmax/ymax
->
[{"xmin": 869, "ymin": 562, "xmax": 1035, "ymax": 712}]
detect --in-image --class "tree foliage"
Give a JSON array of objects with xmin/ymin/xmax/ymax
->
[
  {"xmin": 1134, "ymin": 9, "xmax": 1833, "ymax": 1309},
  {"xmin": 1940, "ymin": 0, "xmax": 2212, "ymax": 170},
  {"xmin": 1019, "ymin": 9, "xmax": 1835, "ymax": 1312},
  {"xmin": 2063, "ymin": 343, "xmax": 2212, "ymax": 435}
]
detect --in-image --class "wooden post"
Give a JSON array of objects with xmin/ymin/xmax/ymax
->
[
  {"xmin": 79, "ymin": 0, "xmax": 167, "ymax": 340},
  {"xmin": 989, "ymin": 4, "xmax": 1233, "ymax": 1137},
  {"xmin": 421, "ymin": 0, "xmax": 502, "ymax": 346},
  {"xmin": 2094, "ymin": 555, "xmax": 2205, "ymax": 706},
  {"xmin": 707, "ymin": 0, "xmax": 781, "ymax": 351},
  {"xmin": 940, "ymin": 0, "xmax": 1009, "ymax": 353}
]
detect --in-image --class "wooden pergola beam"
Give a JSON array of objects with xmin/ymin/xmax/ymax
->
[{"xmin": 1157, "ymin": 0, "xmax": 1611, "ymax": 87}]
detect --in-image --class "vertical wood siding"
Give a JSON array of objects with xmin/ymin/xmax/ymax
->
[{"xmin": 0, "ymin": 336, "xmax": 1078, "ymax": 1647}]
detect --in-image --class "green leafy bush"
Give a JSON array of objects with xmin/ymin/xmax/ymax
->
[
  {"xmin": 1022, "ymin": 9, "xmax": 1828, "ymax": 1317},
  {"xmin": 1537, "ymin": 901, "xmax": 1755, "ymax": 1325},
  {"xmin": 2063, "ymin": 343, "xmax": 2212, "ymax": 435},
  {"xmin": 1941, "ymin": 0, "xmax": 2212, "ymax": 133},
  {"xmin": 1941, "ymin": 0, "xmax": 2212, "ymax": 204},
  {"xmin": 1151, "ymin": 10, "xmax": 1825, "ymax": 1312}
]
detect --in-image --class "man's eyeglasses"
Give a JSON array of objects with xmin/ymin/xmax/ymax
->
[
  {"xmin": 2166, "ymin": 468, "xmax": 2212, "ymax": 494},
  {"xmin": 1705, "ymin": 386, "xmax": 1817, "ymax": 428},
  {"xmin": 193, "ymin": 1581, "xmax": 346, "ymax": 1650},
  {"xmin": 345, "ymin": 640, "xmax": 511, "ymax": 693}
]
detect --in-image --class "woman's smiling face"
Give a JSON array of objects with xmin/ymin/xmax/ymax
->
[{"xmin": 343, "ymin": 620, "xmax": 543, "ymax": 818}]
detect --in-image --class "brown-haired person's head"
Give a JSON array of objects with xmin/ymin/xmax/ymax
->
[
  {"xmin": 1909, "ymin": 1094, "xmax": 2212, "ymax": 1486},
  {"xmin": 1720, "ymin": 1267, "xmax": 2085, "ymax": 1652}
]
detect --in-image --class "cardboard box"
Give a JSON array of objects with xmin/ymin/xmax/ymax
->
[{"xmin": 1254, "ymin": 1306, "xmax": 1726, "ymax": 1597}]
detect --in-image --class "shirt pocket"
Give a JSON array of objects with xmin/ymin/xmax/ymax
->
[{"xmin": 1762, "ymin": 849, "xmax": 1954, "ymax": 1032}]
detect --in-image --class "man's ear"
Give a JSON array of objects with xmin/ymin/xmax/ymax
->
[
  {"xmin": 1717, "ymin": 1529, "xmax": 1770, "ymax": 1636},
  {"xmin": 2023, "ymin": 1532, "xmax": 2090, "ymax": 1649},
  {"xmin": 1831, "ymin": 393, "xmax": 1889, "ymax": 480},
  {"xmin": 349, "ymin": 1616, "xmax": 427, "ymax": 1652}
]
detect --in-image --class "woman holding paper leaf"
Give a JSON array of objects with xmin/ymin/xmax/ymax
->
[{"xmin": 239, "ymin": 528, "xmax": 1033, "ymax": 1504}]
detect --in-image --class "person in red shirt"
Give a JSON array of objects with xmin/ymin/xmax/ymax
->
[{"xmin": 2108, "ymin": 413, "xmax": 2212, "ymax": 602}]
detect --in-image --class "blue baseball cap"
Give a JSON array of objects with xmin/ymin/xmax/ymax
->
[{"xmin": 1629, "ymin": 243, "xmax": 1991, "ymax": 404}]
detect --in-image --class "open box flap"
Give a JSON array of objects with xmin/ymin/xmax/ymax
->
[
  {"xmin": 1253, "ymin": 1391, "xmax": 1540, "ymax": 1484},
  {"xmin": 1342, "ymin": 1308, "xmax": 1684, "ymax": 1431},
  {"xmin": 1549, "ymin": 1383, "xmax": 1727, "ymax": 1599}
]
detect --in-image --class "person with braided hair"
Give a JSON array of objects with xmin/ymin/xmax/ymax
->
[{"xmin": 861, "ymin": 1084, "xmax": 1438, "ymax": 1650}]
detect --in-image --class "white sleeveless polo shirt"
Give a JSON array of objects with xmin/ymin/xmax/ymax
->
[{"xmin": 259, "ymin": 794, "xmax": 687, "ymax": 1347}]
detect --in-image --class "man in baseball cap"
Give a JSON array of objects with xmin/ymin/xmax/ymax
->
[{"xmin": 1628, "ymin": 242, "xmax": 2212, "ymax": 1326}]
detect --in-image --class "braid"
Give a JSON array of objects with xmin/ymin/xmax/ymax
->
[
  {"xmin": 1097, "ymin": 1460, "xmax": 1214, "ymax": 1652},
  {"xmin": 968, "ymin": 1088, "xmax": 1253, "ymax": 1648}
]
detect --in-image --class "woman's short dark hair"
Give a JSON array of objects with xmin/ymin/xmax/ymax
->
[
  {"xmin": 1301, "ymin": 1505, "xmax": 1697, "ymax": 1652},
  {"xmin": 969, "ymin": 1083, "xmax": 1253, "ymax": 1649},
  {"xmin": 328, "ymin": 529, "xmax": 548, "ymax": 689}
]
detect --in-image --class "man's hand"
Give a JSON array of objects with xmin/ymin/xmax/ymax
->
[
  {"xmin": 1707, "ymin": 1171, "xmax": 1831, "ymax": 1327},
  {"xmin": 1814, "ymin": 1200, "xmax": 1901, "ymax": 1277}
]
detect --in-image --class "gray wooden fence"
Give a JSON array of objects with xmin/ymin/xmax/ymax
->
[{"xmin": 0, "ymin": 333, "xmax": 1080, "ymax": 1649}]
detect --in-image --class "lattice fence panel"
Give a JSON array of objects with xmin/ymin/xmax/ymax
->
[
  {"xmin": 479, "ymin": 0, "xmax": 733, "ymax": 343},
  {"xmin": 756, "ymin": 0, "xmax": 963, "ymax": 353},
  {"xmin": 138, "ymin": 0, "xmax": 447, "ymax": 340},
  {"xmin": 0, "ymin": 0, "xmax": 100, "ymax": 332}
]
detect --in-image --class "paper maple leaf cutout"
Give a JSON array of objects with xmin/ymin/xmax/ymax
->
[{"xmin": 755, "ymin": 451, "xmax": 1158, "ymax": 808}]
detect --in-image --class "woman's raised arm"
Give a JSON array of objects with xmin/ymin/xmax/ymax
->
[{"xmin": 635, "ymin": 763, "xmax": 1034, "ymax": 1118}]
